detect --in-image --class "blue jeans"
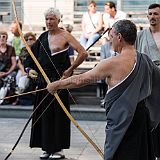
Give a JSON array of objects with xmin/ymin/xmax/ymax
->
[{"xmin": 80, "ymin": 33, "xmax": 100, "ymax": 49}]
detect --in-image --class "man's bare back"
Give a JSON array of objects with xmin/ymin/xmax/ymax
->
[{"xmin": 106, "ymin": 50, "xmax": 136, "ymax": 89}]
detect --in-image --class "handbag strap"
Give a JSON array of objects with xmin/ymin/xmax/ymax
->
[{"xmin": 88, "ymin": 12, "xmax": 96, "ymax": 29}]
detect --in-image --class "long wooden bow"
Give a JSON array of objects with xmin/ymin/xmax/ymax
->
[{"xmin": 8, "ymin": 0, "xmax": 104, "ymax": 159}]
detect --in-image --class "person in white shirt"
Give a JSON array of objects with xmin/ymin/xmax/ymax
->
[
  {"xmin": 80, "ymin": 0, "xmax": 103, "ymax": 49},
  {"xmin": 102, "ymin": 1, "xmax": 126, "ymax": 44},
  {"xmin": 103, "ymin": 1, "xmax": 126, "ymax": 29}
]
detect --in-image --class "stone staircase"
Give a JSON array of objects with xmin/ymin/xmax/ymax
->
[{"xmin": 0, "ymin": 104, "xmax": 106, "ymax": 121}]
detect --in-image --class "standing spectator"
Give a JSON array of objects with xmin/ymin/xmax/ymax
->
[
  {"xmin": 135, "ymin": 3, "xmax": 160, "ymax": 160},
  {"xmin": 7, "ymin": 20, "xmax": 24, "ymax": 59},
  {"xmin": 12, "ymin": 32, "xmax": 36, "ymax": 105},
  {"xmin": 24, "ymin": 7, "xmax": 87, "ymax": 159},
  {"xmin": 80, "ymin": 0, "xmax": 103, "ymax": 49},
  {"xmin": 0, "ymin": 31, "xmax": 16, "ymax": 104}
]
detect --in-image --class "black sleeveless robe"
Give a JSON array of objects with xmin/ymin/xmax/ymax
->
[{"xmin": 24, "ymin": 31, "xmax": 71, "ymax": 153}]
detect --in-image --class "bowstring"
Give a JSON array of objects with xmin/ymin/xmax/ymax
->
[{"xmin": 31, "ymin": 90, "xmax": 61, "ymax": 128}]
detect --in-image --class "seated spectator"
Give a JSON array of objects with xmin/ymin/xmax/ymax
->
[
  {"xmin": 80, "ymin": 0, "xmax": 103, "ymax": 49},
  {"xmin": 0, "ymin": 31, "xmax": 17, "ymax": 104},
  {"xmin": 103, "ymin": 1, "xmax": 126, "ymax": 28},
  {"xmin": 12, "ymin": 32, "xmax": 36, "ymax": 105},
  {"xmin": 102, "ymin": 1, "xmax": 126, "ymax": 44}
]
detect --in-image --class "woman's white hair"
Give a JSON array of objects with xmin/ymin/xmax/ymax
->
[{"xmin": 44, "ymin": 7, "xmax": 61, "ymax": 20}]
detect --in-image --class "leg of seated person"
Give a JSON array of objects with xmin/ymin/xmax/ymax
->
[
  {"xmin": 18, "ymin": 76, "xmax": 29, "ymax": 91},
  {"xmin": 16, "ymin": 70, "xmax": 22, "ymax": 86},
  {"xmin": 80, "ymin": 34, "xmax": 87, "ymax": 48},
  {"xmin": 85, "ymin": 33, "xmax": 100, "ymax": 49}
]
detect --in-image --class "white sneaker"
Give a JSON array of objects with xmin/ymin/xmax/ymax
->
[
  {"xmin": 49, "ymin": 150, "xmax": 65, "ymax": 159},
  {"xmin": 40, "ymin": 151, "xmax": 50, "ymax": 159}
]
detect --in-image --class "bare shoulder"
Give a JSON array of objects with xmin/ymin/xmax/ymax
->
[
  {"xmin": 60, "ymin": 30, "xmax": 83, "ymax": 50},
  {"xmin": 97, "ymin": 54, "xmax": 134, "ymax": 75},
  {"xmin": 60, "ymin": 30, "xmax": 72, "ymax": 40},
  {"xmin": 100, "ymin": 55, "xmax": 122, "ymax": 67},
  {"xmin": 94, "ymin": 56, "xmax": 120, "ymax": 76},
  {"xmin": 97, "ymin": 54, "xmax": 135, "ymax": 88}
]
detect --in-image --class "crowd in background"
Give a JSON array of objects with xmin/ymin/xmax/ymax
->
[
  {"xmin": 0, "ymin": 21, "xmax": 37, "ymax": 105},
  {"xmin": 0, "ymin": 1, "xmax": 159, "ymax": 107},
  {"xmin": 0, "ymin": 19, "xmax": 76, "ymax": 106}
]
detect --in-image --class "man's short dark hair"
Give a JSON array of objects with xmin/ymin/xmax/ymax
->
[
  {"xmin": 105, "ymin": 1, "xmax": 116, "ymax": 10},
  {"xmin": 148, "ymin": 3, "xmax": 160, "ymax": 10},
  {"xmin": 112, "ymin": 20, "xmax": 137, "ymax": 45}
]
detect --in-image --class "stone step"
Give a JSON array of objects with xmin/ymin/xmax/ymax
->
[{"xmin": 0, "ymin": 104, "xmax": 106, "ymax": 121}]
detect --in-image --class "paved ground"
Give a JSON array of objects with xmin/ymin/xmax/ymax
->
[{"xmin": 0, "ymin": 118, "xmax": 106, "ymax": 160}]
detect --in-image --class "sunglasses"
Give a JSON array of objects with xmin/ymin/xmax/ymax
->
[
  {"xmin": 25, "ymin": 38, "xmax": 34, "ymax": 41},
  {"xmin": 0, "ymin": 35, "xmax": 7, "ymax": 39}
]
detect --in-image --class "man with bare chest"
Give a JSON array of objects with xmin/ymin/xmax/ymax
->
[
  {"xmin": 135, "ymin": 3, "xmax": 160, "ymax": 66},
  {"xmin": 24, "ymin": 7, "xmax": 88, "ymax": 160}
]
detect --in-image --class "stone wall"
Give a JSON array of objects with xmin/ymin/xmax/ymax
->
[{"xmin": 23, "ymin": 0, "xmax": 74, "ymax": 26}]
